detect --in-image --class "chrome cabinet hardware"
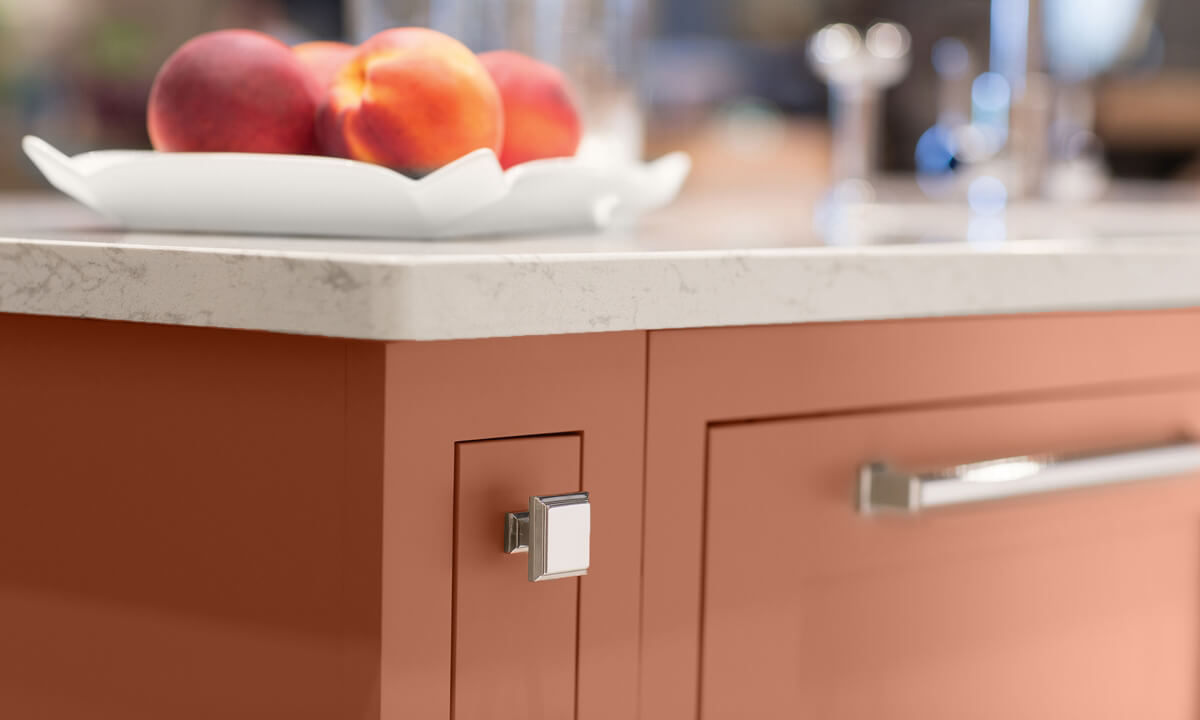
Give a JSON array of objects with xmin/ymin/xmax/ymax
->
[
  {"xmin": 859, "ymin": 440, "xmax": 1200, "ymax": 514},
  {"xmin": 504, "ymin": 492, "xmax": 590, "ymax": 582}
]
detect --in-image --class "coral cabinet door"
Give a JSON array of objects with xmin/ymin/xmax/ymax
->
[
  {"xmin": 642, "ymin": 311, "xmax": 1200, "ymax": 720},
  {"xmin": 454, "ymin": 434, "xmax": 582, "ymax": 720},
  {"xmin": 702, "ymin": 387, "xmax": 1200, "ymax": 720},
  {"xmin": 380, "ymin": 331, "xmax": 645, "ymax": 720}
]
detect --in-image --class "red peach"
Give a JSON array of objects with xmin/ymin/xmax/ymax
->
[
  {"xmin": 293, "ymin": 41, "xmax": 355, "ymax": 90},
  {"xmin": 148, "ymin": 29, "xmax": 321, "ymax": 154},
  {"xmin": 479, "ymin": 50, "xmax": 582, "ymax": 169},
  {"xmin": 318, "ymin": 27, "xmax": 503, "ymax": 176}
]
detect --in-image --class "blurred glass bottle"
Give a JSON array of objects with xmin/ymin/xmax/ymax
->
[{"xmin": 345, "ymin": 0, "xmax": 649, "ymax": 165}]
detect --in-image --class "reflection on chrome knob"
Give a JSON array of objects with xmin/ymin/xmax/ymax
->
[{"xmin": 504, "ymin": 492, "xmax": 590, "ymax": 582}]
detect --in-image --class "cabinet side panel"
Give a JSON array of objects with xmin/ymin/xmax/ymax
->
[{"xmin": 0, "ymin": 315, "xmax": 383, "ymax": 720}]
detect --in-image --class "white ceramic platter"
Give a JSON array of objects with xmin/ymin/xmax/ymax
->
[{"xmin": 22, "ymin": 135, "xmax": 690, "ymax": 239}]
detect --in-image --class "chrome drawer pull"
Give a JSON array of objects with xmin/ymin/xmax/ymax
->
[
  {"xmin": 504, "ymin": 492, "xmax": 590, "ymax": 582},
  {"xmin": 859, "ymin": 440, "xmax": 1200, "ymax": 514}
]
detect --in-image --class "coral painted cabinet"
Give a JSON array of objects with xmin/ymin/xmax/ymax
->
[
  {"xmin": 11, "ymin": 309, "xmax": 1200, "ymax": 719},
  {"xmin": 641, "ymin": 311, "xmax": 1200, "ymax": 720},
  {"xmin": 453, "ymin": 434, "xmax": 582, "ymax": 720},
  {"xmin": 383, "ymin": 333, "xmax": 646, "ymax": 720},
  {"xmin": 704, "ymin": 390, "xmax": 1200, "ymax": 719},
  {"xmin": 0, "ymin": 315, "xmax": 645, "ymax": 720}
]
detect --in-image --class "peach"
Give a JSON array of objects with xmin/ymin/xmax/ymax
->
[
  {"xmin": 148, "ymin": 29, "xmax": 321, "ymax": 154},
  {"xmin": 319, "ymin": 27, "xmax": 503, "ymax": 176},
  {"xmin": 479, "ymin": 50, "xmax": 582, "ymax": 169},
  {"xmin": 293, "ymin": 41, "xmax": 355, "ymax": 90}
]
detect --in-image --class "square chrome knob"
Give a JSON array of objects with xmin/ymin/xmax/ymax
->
[{"xmin": 504, "ymin": 492, "xmax": 590, "ymax": 582}]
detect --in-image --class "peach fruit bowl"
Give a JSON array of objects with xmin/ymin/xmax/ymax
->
[{"xmin": 22, "ymin": 136, "xmax": 690, "ymax": 239}]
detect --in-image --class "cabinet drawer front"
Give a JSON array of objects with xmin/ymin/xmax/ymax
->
[
  {"xmin": 703, "ymin": 388, "xmax": 1200, "ymax": 720},
  {"xmin": 643, "ymin": 311, "xmax": 1200, "ymax": 720}
]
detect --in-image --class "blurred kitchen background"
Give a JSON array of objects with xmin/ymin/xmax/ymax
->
[{"xmin": 3, "ymin": 0, "xmax": 1198, "ymax": 232}]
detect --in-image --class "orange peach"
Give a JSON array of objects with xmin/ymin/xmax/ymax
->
[
  {"xmin": 479, "ymin": 50, "xmax": 582, "ymax": 169},
  {"xmin": 318, "ymin": 27, "xmax": 503, "ymax": 176},
  {"xmin": 148, "ymin": 29, "xmax": 321, "ymax": 154},
  {"xmin": 293, "ymin": 41, "xmax": 355, "ymax": 90}
]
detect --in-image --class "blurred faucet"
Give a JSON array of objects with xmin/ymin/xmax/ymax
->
[
  {"xmin": 808, "ymin": 22, "xmax": 911, "ymax": 196},
  {"xmin": 913, "ymin": 38, "xmax": 982, "ymax": 196},
  {"xmin": 807, "ymin": 1, "xmax": 1164, "ymax": 210},
  {"xmin": 996, "ymin": 0, "xmax": 1157, "ymax": 199},
  {"xmin": 910, "ymin": 0, "xmax": 1156, "ymax": 205},
  {"xmin": 1041, "ymin": 0, "xmax": 1157, "ymax": 199},
  {"xmin": 988, "ymin": 0, "xmax": 1054, "ymax": 198},
  {"xmin": 912, "ymin": 2, "xmax": 1052, "ymax": 201}
]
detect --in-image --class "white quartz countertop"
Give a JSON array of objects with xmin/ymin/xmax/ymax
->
[{"xmin": 6, "ymin": 193, "xmax": 1200, "ymax": 341}]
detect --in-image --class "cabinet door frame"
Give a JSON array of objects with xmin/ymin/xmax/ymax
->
[
  {"xmin": 641, "ymin": 309, "xmax": 1200, "ymax": 720},
  {"xmin": 381, "ymin": 331, "xmax": 646, "ymax": 720}
]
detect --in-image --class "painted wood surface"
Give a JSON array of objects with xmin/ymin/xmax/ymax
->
[
  {"xmin": 642, "ymin": 310, "xmax": 1200, "ymax": 720},
  {"xmin": 0, "ymin": 314, "xmax": 383, "ymax": 720},
  {"xmin": 7, "ymin": 307, "xmax": 1200, "ymax": 719},
  {"xmin": 705, "ymin": 388, "xmax": 1200, "ymax": 719},
  {"xmin": 0, "ymin": 314, "xmax": 646, "ymax": 720},
  {"xmin": 454, "ymin": 434, "xmax": 581, "ymax": 719},
  {"xmin": 379, "ymin": 332, "xmax": 646, "ymax": 720}
]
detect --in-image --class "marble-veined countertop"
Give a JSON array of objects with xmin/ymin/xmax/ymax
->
[{"xmin": 5, "ymin": 192, "xmax": 1200, "ymax": 340}]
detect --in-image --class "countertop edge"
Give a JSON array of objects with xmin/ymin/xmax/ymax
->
[{"xmin": 5, "ymin": 236, "xmax": 1200, "ymax": 340}]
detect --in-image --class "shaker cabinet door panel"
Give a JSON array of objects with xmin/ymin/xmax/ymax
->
[
  {"xmin": 453, "ymin": 434, "xmax": 582, "ymax": 720},
  {"xmin": 702, "ymin": 388, "xmax": 1200, "ymax": 720}
]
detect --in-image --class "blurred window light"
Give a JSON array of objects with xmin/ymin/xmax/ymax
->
[
  {"xmin": 971, "ymin": 71, "xmax": 1011, "ymax": 144},
  {"xmin": 990, "ymin": 0, "xmax": 1030, "ymax": 96},
  {"xmin": 932, "ymin": 37, "xmax": 970, "ymax": 77},
  {"xmin": 915, "ymin": 124, "xmax": 957, "ymax": 175},
  {"xmin": 971, "ymin": 72, "xmax": 1011, "ymax": 114},
  {"xmin": 967, "ymin": 214, "xmax": 1008, "ymax": 246},
  {"xmin": 1043, "ymin": 0, "xmax": 1148, "ymax": 80},
  {"xmin": 968, "ymin": 175, "xmax": 1008, "ymax": 215}
]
